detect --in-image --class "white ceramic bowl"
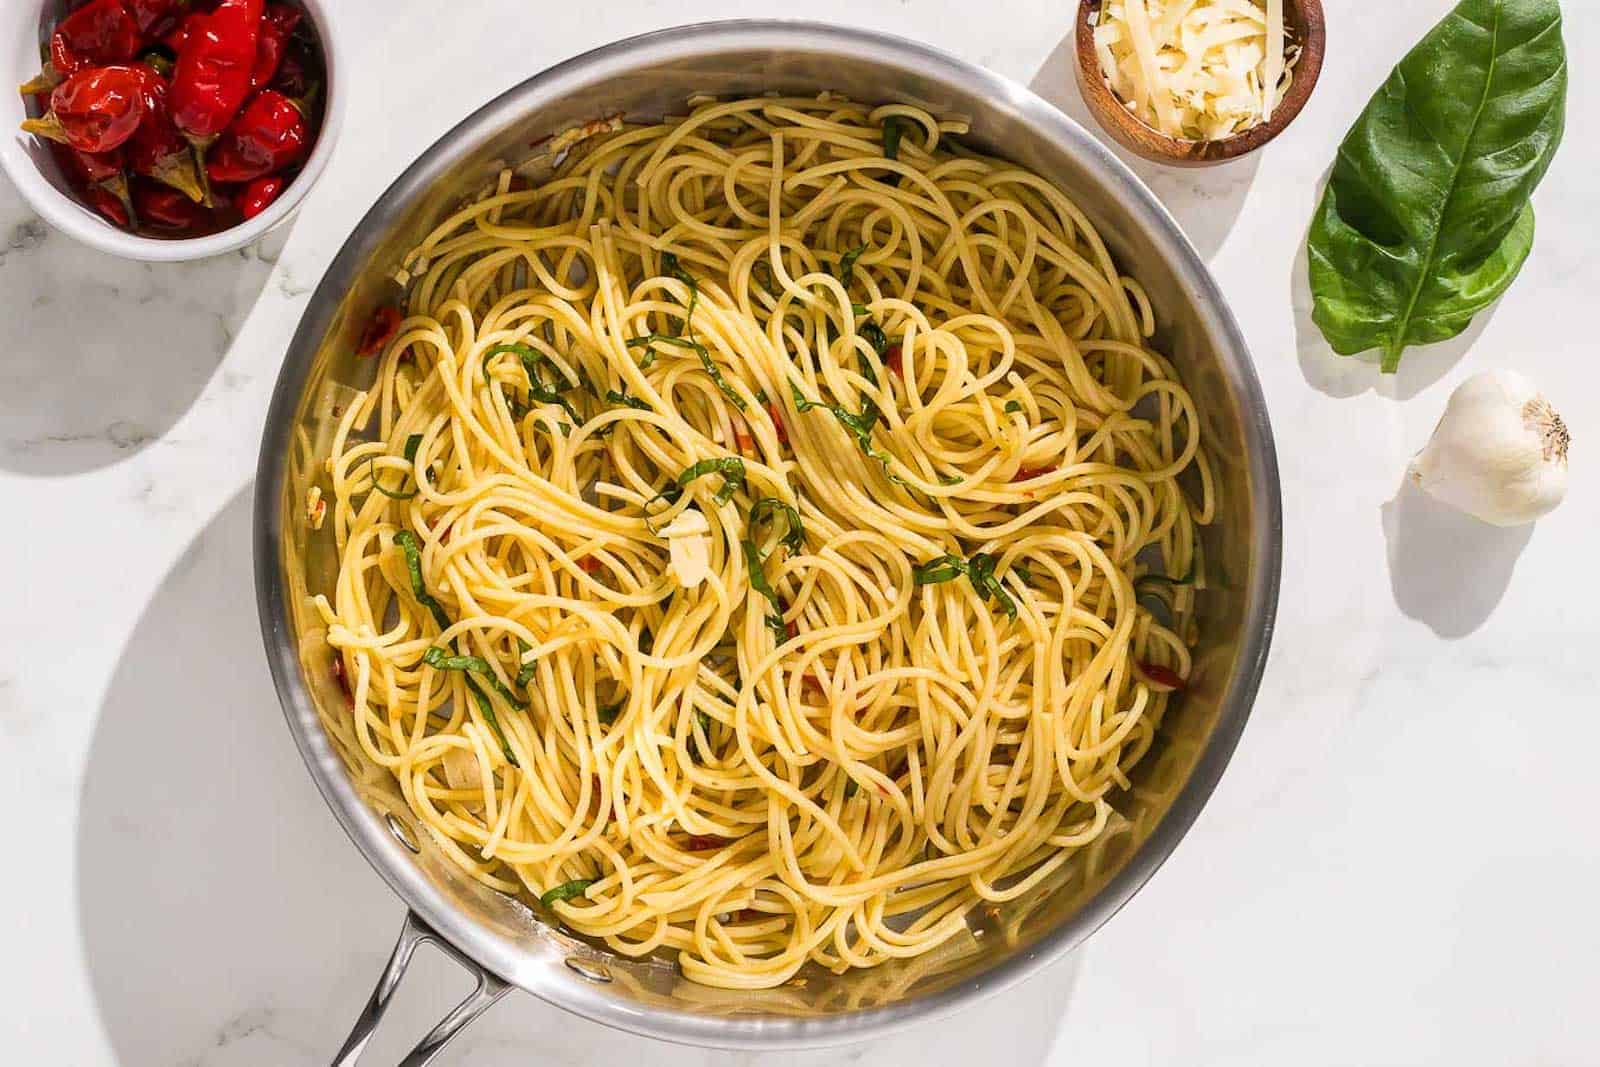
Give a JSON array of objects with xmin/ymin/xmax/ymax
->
[{"xmin": 0, "ymin": 0, "xmax": 343, "ymax": 261}]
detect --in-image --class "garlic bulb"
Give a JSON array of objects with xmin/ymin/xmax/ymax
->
[{"xmin": 1408, "ymin": 370, "xmax": 1570, "ymax": 526}]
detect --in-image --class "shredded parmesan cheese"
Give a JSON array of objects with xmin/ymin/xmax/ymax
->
[{"xmin": 1092, "ymin": 0, "xmax": 1300, "ymax": 141}]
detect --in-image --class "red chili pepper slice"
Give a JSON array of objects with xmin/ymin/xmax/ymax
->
[
  {"xmin": 170, "ymin": 0, "xmax": 264, "ymax": 145},
  {"xmin": 357, "ymin": 305, "xmax": 401, "ymax": 356},
  {"xmin": 685, "ymin": 835, "xmax": 728, "ymax": 851},
  {"xmin": 249, "ymin": 3, "xmax": 302, "ymax": 91},
  {"xmin": 132, "ymin": 179, "xmax": 203, "ymax": 228},
  {"xmin": 784, "ymin": 617, "xmax": 799, "ymax": 642},
  {"xmin": 577, "ymin": 555, "xmax": 603, "ymax": 575},
  {"xmin": 765, "ymin": 402, "xmax": 789, "ymax": 447},
  {"xmin": 239, "ymin": 173, "xmax": 285, "ymax": 219},
  {"xmin": 883, "ymin": 343, "xmax": 903, "ymax": 377},
  {"xmin": 22, "ymin": 65, "xmax": 149, "ymax": 154},
  {"xmin": 1011, "ymin": 466, "xmax": 1054, "ymax": 483},
  {"xmin": 126, "ymin": 67, "xmax": 205, "ymax": 202},
  {"xmin": 204, "ymin": 89, "xmax": 306, "ymax": 183},
  {"xmin": 1136, "ymin": 661, "xmax": 1187, "ymax": 691},
  {"xmin": 48, "ymin": 0, "xmax": 141, "ymax": 77}
]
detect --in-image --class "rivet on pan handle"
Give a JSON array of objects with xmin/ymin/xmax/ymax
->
[{"xmin": 331, "ymin": 910, "xmax": 511, "ymax": 1067}]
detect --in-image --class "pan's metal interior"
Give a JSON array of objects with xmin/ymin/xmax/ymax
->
[{"xmin": 255, "ymin": 21, "xmax": 1279, "ymax": 1048}]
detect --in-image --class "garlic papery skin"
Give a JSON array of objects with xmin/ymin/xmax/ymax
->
[{"xmin": 1408, "ymin": 370, "xmax": 1570, "ymax": 527}]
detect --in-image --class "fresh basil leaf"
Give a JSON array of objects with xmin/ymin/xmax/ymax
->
[
  {"xmin": 539, "ymin": 879, "xmax": 593, "ymax": 907},
  {"xmin": 403, "ymin": 434, "xmax": 423, "ymax": 462},
  {"xmin": 1307, "ymin": 0, "xmax": 1567, "ymax": 372}
]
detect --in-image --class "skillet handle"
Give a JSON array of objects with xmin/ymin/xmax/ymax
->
[{"xmin": 332, "ymin": 910, "xmax": 512, "ymax": 1067}]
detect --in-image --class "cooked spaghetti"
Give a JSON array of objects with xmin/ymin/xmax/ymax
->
[{"xmin": 314, "ymin": 95, "xmax": 1210, "ymax": 990}]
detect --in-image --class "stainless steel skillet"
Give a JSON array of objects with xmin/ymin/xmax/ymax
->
[{"xmin": 253, "ymin": 19, "xmax": 1281, "ymax": 1064}]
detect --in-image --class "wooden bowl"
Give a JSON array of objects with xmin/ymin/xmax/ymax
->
[{"xmin": 1073, "ymin": 0, "xmax": 1326, "ymax": 167}]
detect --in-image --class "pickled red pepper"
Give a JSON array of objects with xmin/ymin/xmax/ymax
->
[
  {"xmin": 239, "ymin": 174, "xmax": 284, "ymax": 219},
  {"xmin": 46, "ymin": 0, "xmax": 140, "ymax": 79},
  {"xmin": 22, "ymin": 65, "xmax": 148, "ymax": 154},
  {"xmin": 206, "ymin": 89, "xmax": 306, "ymax": 182},
  {"xmin": 169, "ymin": 0, "xmax": 263, "ymax": 147}
]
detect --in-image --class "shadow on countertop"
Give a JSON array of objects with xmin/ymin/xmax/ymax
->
[
  {"xmin": 75, "ymin": 489, "xmax": 1087, "ymax": 1066},
  {"xmin": 1027, "ymin": 33, "xmax": 1260, "ymax": 263},
  {"xmin": 0, "ymin": 174, "xmax": 287, "ymax": 478},
  {"xmin": 1381, "ymin": 476, "xmax": 1534, "ymax": 639}
]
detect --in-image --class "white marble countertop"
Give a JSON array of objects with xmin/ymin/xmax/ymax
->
[{"xmin": 3, "ymin": 2, "xmax": 1596, "ymax": 1064}]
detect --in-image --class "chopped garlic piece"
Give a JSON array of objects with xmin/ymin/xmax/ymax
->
[
  {"xmin": 659, "ymin": 509, "xmax": 713, "ymax": 588},
  {"xmin": 1093, "ymin": 0, "xmax": 1299, "ymax": 141}
]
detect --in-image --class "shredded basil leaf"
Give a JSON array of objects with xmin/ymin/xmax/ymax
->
[
  {"xmin": 913, "ymin": 554, "xmax": 967, "ymax": 585},
  {"xmin": 749, "ymin": 497, "xmax": 804, "ymax": 554},
  {"xmin": 394, "ymin": 532, "xmax": 521, "ymax": 764},
  {"xmin": 966, "ymin": 553, "xmax": 1018, "ymax": 621},
  {"xmin": 605, "ymin": 389, "xmax": 651, "ymax": 411},
  {"xmin": 882, "ymin": 117, "xmax": 905, "ymax": 184},
  {"xmin": 514, "ymin": 637, "xmax": 535, "ymax": 689},
  {"xmin": 912, "ymin": 552, "xmax": 1017, "ymax": 621},
  {"xmin": 1004, "ymin": 400, "xmax": 1023, "ymax": 414},
  {"xmin": 394, "ymin": 531, "xmax": 453, "ymax": 633},
  {"xmin": 539, "ymin": 879, "xmax": 593, "ymax": 907},
  {"xmin": 366, "ymin": 433, "xmax": 428, "ymax": 500},
  {"xmin": 788, "ymin": 383, "xmax": 899, "ymax": 480},
  {"xmin": 661, "ymin": 251, "xmax": 698, "ymax": 327},
  {"xmin": 851, "ymin": 302, "xmax": 870, "ymax": 317},
  {"xmin": 462, "ymin": 675, "xmax": 519, "ymax": 766},
  {"xmin": 678, "ymin": 457, "xmax": 746, "ymax": 505},
  {"xmin": 938, "ymin": 473, "xmax": 963, "ymax": 486},
  {"xmin": 835, "ymin": 243, "xmax": 867, "ymax": 281},
  {"xmin": 626, "ymin": 334, "xmax": 745, "ymax": 411},
  {"xmin": 741, "ymin": 538, "xmax": 788, "ymax": 642},
  {"xmin": 487, "ymin": 342, "xmax": 582, "ymax": 424},
  {"xmin": 691, "ymin": 708, "xmax": 714, "ymax": 763},
  {"xmin": 423, "ymin": 646, "xmax": 528, "ymax": 709}
]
